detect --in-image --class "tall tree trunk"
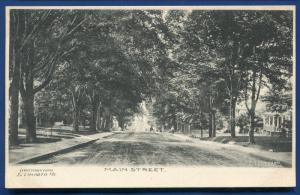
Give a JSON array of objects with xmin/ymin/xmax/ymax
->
[
  {"xmin": 73, "ymin": 107, "xmax": 80, "ymax": 132},
  {"xmin": 103, "ymin": 107, "xmax": 111, "ymax": 131},
  {"xmin": 18, "ymin": 100, "xmax": 25, "ymax": 128},
  {"xmin": 172, "ymin": 110, "xmax": 177, "ymax": 131},
  {"xmin": 104, "ymin": 115, "xmax": 112, "ymax": 131},
  {"xmin": 118, "ymin": 117, "xmax": 125, "ymax": 131},
  {"xmin": 9, "ymin": 56, "xmax": 20, "ymax": 145},
  {"xmin": 96, "ymin": 105, "xmax": 102, "ymax": 131},
  {"xmin": 208, "ymin": 93, "xmax": 216, "ymax": 138},
  {"xmin": 245, "ymin": 63, "xmax": 262, "ymax": 144},
  {"xmin": 19, "ymin": 38, "xmax": 37, "ymax": 143},
  {"xmin": 248, "ymin": 68, "xmax": 259, "ymax": 144},
  {"xmin": 20, "ymin": 57, "xmax": 37, "ymax": 143},
  {"xmin": 101, "ymin": 119, "xmax": 106, "ymax": 131},
  {"xmin": 212, "ymin": 111, "xmax": 216, "ymax": 137},
  {"xmin": 23, "ymin": 93, "xmax": 36, "ymax": 143},
  {"xmin": 229, "ymin": 97, "xmax": 236, "ymax": 138},
  {"xmin": 9, "ymin": 85, "xmax": 19, "ymax": 146},
  {"xmin": 249, "ymin": 111, "xmax": 255, "ymax": 144},
  {"xmin": 90, "ymin": 100, "xmax": 99, "ymax": 132},
  {"xmin": 208, "ymin": 113, "xmax": 213, "ymax": 137},
  {"xmin": 9, "ymin": 12, "xmax": 22, "ymax": 146},
  {"xmin": 70, "ymin": 88, "xmax": 84, "ymax": 132}
]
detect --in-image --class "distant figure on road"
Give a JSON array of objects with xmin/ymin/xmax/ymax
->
[
  {"xmin": 170, "ymin": 126, "xmax": 174, "ymax": 133},
  {"xmin": 150, "ymin": 126, "xmax": 154, "ymax": 132}
]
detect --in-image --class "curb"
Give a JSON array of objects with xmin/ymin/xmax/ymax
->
[{"xmin": 16, "ymin": 138, "xmax": 99, "ymax": 164}]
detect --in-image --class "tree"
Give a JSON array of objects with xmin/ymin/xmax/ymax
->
[
  {"xmin": 9, "ymin": 10, "xmax": 87, "ymax": 142},
  {"xmin": 241, "ymin": 11, "xmax": 293, "ymax": 143},
  {"xmin": 164, "ymin": 10, "xmax": 229, "ymax": 137},
  {"xmin": 262, "ymin": 81, "xmax": 292, "ymax": 111},
  {"xmin": 176, "ymin": 10, "xmax": 292, "ymax": 141},
  {"xmin": 35, "ymin": 87, "xmax": 73, "ymax": 127},
  {"xmin": 198, "ymin": 11, "xmax": 249, "ymax": 138},
  {"xmin": 45, "ymin": 10, "xmax": 162, "ymax": 132},
  {"xmin": 8, "ymin": 11, "xmax": 24, "ymax": 145}
]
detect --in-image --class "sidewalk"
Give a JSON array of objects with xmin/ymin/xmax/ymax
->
[
  {"xmin": 171, "ymin": 133, "xmax": 293, "ymax": 167},
  {"xmin": 9, "ymin": 131, "xmax": 114, "ymax": 164}
]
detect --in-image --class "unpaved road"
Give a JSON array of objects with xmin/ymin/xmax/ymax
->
[{"xmin": 36, "ymin": 131, "xmax": 290, "ymax": 167}]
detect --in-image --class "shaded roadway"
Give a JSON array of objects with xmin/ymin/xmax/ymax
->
[{"xmin": 36, "ymin": 131, "xmax": 289, "ymax": 167}]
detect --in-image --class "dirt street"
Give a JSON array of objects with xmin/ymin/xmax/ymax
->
[{"xmin": 36, "ymin": 131, "xmax": 289, "ymax": 167}]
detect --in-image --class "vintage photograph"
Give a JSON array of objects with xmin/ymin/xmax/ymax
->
[{"xmin": 6, "ymin": 6, "xmax": 295, "ymax": 188}]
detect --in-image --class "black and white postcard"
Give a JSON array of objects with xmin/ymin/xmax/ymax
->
[{"xmin": 5, "ymin": 6, "xmax": 296, "ymax": 188}]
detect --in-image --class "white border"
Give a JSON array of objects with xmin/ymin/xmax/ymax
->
[{"xmin": 5, "ymin": 5, "xmax": 296, "ymax": 188}]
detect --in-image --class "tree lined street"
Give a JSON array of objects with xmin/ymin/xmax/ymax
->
[{"xmin": 8, "ymin": 9, "xmax": 293, "ymax": 166}]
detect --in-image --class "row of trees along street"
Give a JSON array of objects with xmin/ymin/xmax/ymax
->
[{"xmin": 9, "ymin": 10, "xmax": 293, "ymax": 146}]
